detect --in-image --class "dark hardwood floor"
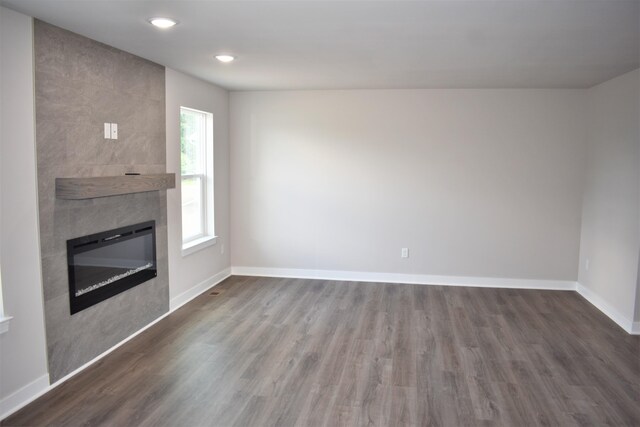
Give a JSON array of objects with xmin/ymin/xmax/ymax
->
[{"xmin": 4, "ymin": 276, "xmax": 640, "ymax": 426}]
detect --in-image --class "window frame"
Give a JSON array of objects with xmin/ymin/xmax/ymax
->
[
  {"xmin": 179, "ymin": 106, "xmax": 216, "ymax": 256},
  {"xmin": 0, "ymin": 255, "xmax": 12, "ymax": 334},
  {"xmin": 181, "ymin": 172, "xmax": 207, "ymax": 244}
]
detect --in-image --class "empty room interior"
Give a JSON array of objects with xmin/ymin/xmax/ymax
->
[{"xmin": 0, "ymin": 0, "xmax": 639, "ymax": 426}]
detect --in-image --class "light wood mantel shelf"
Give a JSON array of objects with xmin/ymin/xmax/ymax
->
[{"xmin": 56, "ymin": 174, "xmax": 176, "ymax": 200}]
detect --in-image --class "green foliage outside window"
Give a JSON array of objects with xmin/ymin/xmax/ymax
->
[{"xmin": 180, "ymin": 110, "xmax": 201, "ymax": 175}]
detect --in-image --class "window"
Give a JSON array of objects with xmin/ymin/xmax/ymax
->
[{"xmin": 180, "ymin": 107, "xmax": 216, "ymax": 255}]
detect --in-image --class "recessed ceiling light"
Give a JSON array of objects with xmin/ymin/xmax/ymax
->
[
  {"xmin": 149, "ymin": 17, "xmax": 178, "ymax": 29},
  {"xmin": 215, "ymin": 55, "xmax": 235, "ymax": 63}
]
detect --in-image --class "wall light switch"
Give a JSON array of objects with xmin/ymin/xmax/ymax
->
[
  {"xmin": 401, "ymin": 248, "xmax": 409, "ymax": 258},
  {"xmin": 110, "ymin": 123, "xmax": 118, "ymax": 139},
  {"xmin": 104, "ymin": 123, "xmax": 111, "ymax": 139}
]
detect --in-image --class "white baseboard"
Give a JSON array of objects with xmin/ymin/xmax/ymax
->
[
  {"xmin": 2, "ymin": 310, "xmax": 172, "ymax": 422},
  {"xmin": 234, "ymin": 267, "xmax": 640, "ymax": 335},
  {"xmin": 49, "ymin": 310, "xmax": 173, "ymax": 390},
  {"xmin": 54, "ymin": 267, "xmax": 233, "ymax": 391},
  {"xmin": 170, "ymin": 267, "xmax": 232, "ymax": 311},
  {"xmin": 575, "ymin": 283, "xmax": 637, "ymax": 334},
  {"xmin": 1, "ymin": 266, "xmax": 233, "ymax": 421},
  {"xmin": 230, "ymin": 266, "xmax": 577, "ymax": 291},
  {"xmin": 0, "ymin": 374, "xmax": 50, "ymax": 421}
]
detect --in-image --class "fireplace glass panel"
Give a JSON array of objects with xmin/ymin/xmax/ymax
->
[
  {"xmin": 72, "ymin": 233, "xmax": 154, "ymax": 297},
  {"xmin": 67, "ymin": 221, "xmax": 157, "ymax": 314}
]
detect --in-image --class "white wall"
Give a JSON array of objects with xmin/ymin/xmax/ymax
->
[
  {"xmin": 578, "ymin": 69, "xmax": 640, "ymax": 330},
  {"xmin": 230, "ymin": 89, "xmax": 587, "ymax": 283},
  {"xmin": 0, "ymin": 7, "xmax": 50, "ymax": 418},
  {"xmin": 166, "ymin": 68, "xmax": 231, "ymax": 309}
]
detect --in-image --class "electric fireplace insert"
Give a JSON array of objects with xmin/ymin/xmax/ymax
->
[{"xmin": 67, "ymin": 220, "xmax": 157, "ymax": 314}]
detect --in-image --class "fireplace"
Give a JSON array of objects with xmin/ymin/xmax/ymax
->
[{"xmin": 67, "ymin": 221, "xmax": 157, "ymax": 314}]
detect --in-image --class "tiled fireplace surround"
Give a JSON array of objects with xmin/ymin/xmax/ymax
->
[{"xmin": 35, "ymin": 21, "xmax": 170, "ymax": 382}]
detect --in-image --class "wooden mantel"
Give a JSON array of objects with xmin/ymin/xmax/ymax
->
[{"xmin": 56, "ymin": 173, "xmax": 176, "ymax": 200}]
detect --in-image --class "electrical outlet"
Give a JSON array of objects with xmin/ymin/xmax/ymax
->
[
  {"xmin": 110, "ymin": 123, "xmax": 118, "ymax": 139},
  {"xmin": 401, "ymin": 248, "xmax": 409, "ymax": 258}
]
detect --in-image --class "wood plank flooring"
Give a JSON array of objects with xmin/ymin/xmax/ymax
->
[{"xmin": 3, "ymin": 276, "xmax": 640, "ymax": 426}]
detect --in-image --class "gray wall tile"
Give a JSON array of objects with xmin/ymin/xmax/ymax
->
[{"xmin": 34, "ymin": 20, "xmax": 169, "ymax": 383}]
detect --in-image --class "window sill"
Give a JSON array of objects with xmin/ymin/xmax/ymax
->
[
  {"xmin": 182, "ymin": 235, "xmax": 218, "ymax": 257},
  {"xmin": 0, "ymin": 316, "xmax": 13, "ymax": 335}
]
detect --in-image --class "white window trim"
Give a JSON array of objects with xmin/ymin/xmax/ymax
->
[
  {"xmin": 0, "ymin": 258, "xmax": 11, "ymax": 334},
  {"xmin": 181, "ymin": 173, "xmax": 208, "ymax": 244},
  {"xmin": 180, "ymin": 106, "xmax": 215, "ymax": 256},
  {"xmin": 181, "ymin": 235, "xmax": 218, "ymax": 257},
  {"xmin": 0, "ymin": 316, "xmax": 12, "ymax": 335}
]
